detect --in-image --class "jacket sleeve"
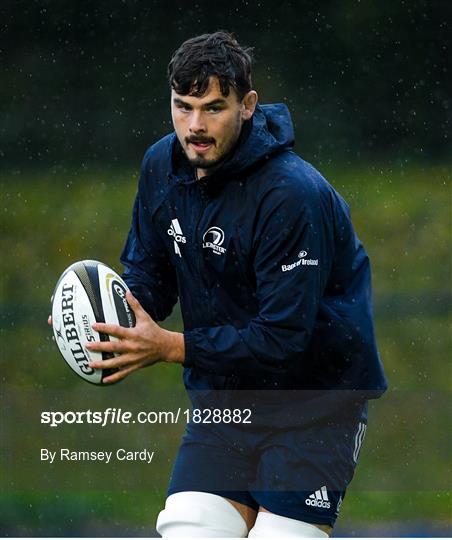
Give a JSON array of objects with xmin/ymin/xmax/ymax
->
[
  {"xmin": 120, "ymin": 152, "xmax": 178, "ymax": 322},
  {"xmin": 183, "ymin": 179, "xmax": 333, "ymax": 376}
]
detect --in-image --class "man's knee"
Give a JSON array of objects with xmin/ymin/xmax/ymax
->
[
  {"xmin": 248, "ymin": 511, "xmax": 331, "ymax": 538},
  {"xmin": 156, "ymin": 491, "xmax": 248, "ymax": 538}
]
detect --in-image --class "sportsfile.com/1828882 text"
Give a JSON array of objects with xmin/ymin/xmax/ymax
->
[{"xmin": 40, "ymin": 408, "xmax": 253, "ymax": 428}]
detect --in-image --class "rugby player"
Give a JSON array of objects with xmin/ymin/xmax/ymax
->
[{"xmin": 84, "ymin": 31, "xmax": 387, "ymax": 537}]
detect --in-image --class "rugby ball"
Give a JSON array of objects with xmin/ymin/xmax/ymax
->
[{"xmin": 51, "ymin": 260, "xmax": 135, "ymax": 384}]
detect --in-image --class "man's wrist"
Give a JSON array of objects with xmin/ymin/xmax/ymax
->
[{"xmin": 161, "ymin": 330, "xmax": 185, "ymax": 364}]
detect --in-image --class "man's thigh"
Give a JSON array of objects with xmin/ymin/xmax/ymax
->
[
  {"xmin": 167, "ymin": 423, "xmax": 260, "ymax": 511},
  {"xmin": 250, "ymin": 399, "xmax": 368, "ymax": 528},
  {"xmin": 167, "ymin": 398, "xmax": 368, "ymax": 530}
]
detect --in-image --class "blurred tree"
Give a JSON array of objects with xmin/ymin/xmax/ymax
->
[{"xmin": 1, "ymin": 0, "xmax": 450, "ymax": 166}]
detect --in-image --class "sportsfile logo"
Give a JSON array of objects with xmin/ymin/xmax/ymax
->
[
  {"xmin": 167, "ymin": 218, "xmax": 186, "ymax": 257},
  {"xmin": 281, "ymin": 250, "xmax": 318, "ymax": 272},
  {"xmin": 305, "ymin": 486, "xmax": 331, "ymax": 509},
  {"xmin": 202, "ymin": 226, "xmax": 226, "ymax": 255}
]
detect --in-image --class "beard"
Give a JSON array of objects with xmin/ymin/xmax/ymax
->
[
  {"xmin": 186, "ymin": 152, "xmax": 222, "ymax": 170},
  {"xmin": 183, "ymin": 113, "xmax": 242, "ymax": 171}
]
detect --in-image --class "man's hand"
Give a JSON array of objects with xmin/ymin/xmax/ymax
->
[{"xmin": 85, "ymin": 290, "xmax": 184, "ymax": 384}]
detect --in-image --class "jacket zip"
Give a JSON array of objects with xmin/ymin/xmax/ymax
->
[
  {"xmin": 195, "ymin": 183, "xmax": 212, "ymax": 321},
  {"xmin": 195, "ymin": 182, "xmax": 239, "ymax": 389}
]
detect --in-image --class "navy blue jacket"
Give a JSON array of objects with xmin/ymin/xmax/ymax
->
[{"xmin": 121, "ymin": 104, "xmax": 387, "ymax": 397}]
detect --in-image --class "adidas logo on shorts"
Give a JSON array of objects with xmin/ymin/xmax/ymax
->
[{"xmin": 305, "ymin": 486, "xmax": 331, "ymax": 509}]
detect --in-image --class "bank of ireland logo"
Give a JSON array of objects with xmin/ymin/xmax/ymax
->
[
  {"xmin": 202, "ymin": 226, "xmax": 226, "ymax": 255},
  {"xmin": 281, "ymin": 249, "xmax": 319, "ymax": 272},
  {"xmin": 167, "ymin": 218, "xmax": 186, "ymax": 257}
]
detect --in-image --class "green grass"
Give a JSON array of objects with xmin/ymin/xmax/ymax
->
[
  {"xmin": 1, "ymin": 163, "xmax": 450, "ymax": 533},
  {"xmin": 0, "ymin": 490, "xmax": 163, "ymax": 535},
  {"xmin": 2, "ymin": 490, "xmax": 450, "ymax": 536}
]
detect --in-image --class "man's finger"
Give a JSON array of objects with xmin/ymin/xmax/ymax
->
[
  {"xmin": 126, "ymin": 290, "xmax": 149, "ymax": 321},
  {"xmin": 102, "ymin": 364, "xmax": 138, "ymax": 384},
  {"xmin": 92, "ymin": 322, "xmax": 129, "ymax": 338},
  {"xmin": 86, "ymin": 339, "xmax": 127, "ymax": 355},
  {"xmin": 48, "ymin": 315, "xmax": 52, "ymax": 326},
  {"xmin": 89, "ymin": 352, "xmax": 134, "ymax": 370}
]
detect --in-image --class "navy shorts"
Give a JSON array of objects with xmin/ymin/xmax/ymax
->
[{"xmin": 167, "ymin": 391, "xmax": 368, "ymax": 527}]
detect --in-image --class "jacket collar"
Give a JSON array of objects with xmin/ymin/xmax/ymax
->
[{"xmin": 167, "ymin": 103, "xmax": 295, "ymax": 186}]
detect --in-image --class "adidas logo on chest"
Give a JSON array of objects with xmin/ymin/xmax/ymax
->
[{"xmin": 167, "ymin": 218, "xmax": 186, "ymax": 257}]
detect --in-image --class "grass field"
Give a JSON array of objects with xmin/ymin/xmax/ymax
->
[{"xmin": 1, "ymin": 163, "xmax": 450, "ymax": 535}]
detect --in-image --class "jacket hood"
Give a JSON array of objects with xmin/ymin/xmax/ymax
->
[{"xmin": 169, "ymin": 103, "xmax": 295, "ymax": 183}]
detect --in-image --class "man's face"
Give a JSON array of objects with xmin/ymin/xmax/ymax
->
[{"xmin": 171, "ymin": 77, "xmax": 252, "ymax": 176}]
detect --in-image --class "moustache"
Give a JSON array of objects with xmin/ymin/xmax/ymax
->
[{"xmin": 186, "ymin": 137, "xmax": 215, "ymax": 145}]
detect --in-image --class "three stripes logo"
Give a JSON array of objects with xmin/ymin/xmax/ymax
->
[
  {"xmin": 305, "ymin": 486, "xmax": 331, "ymax": 509},
  {"xmin": 353, "ymin": 422, "xmax": 367, "ymax": 463},
  {"xmin": 167, "ymin": 218, "xmax": 186, "ymax": 257}
]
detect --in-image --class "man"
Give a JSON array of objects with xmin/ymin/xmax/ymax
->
[{"xmin": 85, "ymin": 32, "xmax": 387, "ymax": 537}]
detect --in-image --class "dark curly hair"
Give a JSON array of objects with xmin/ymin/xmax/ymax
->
[{"xmin": 167, "ymin": 31, "xmax": 253, "ymax": 100}]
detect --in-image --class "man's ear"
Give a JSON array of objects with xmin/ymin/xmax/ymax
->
[{"xmin": 241, "ymin": 91, "xmax": 258, "ymax": 120}]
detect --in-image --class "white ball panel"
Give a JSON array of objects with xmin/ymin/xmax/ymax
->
[{"xmin": 52, "ymin": 269, "xmax": 103, "ymax": 384}]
